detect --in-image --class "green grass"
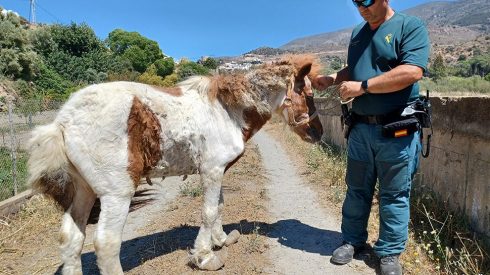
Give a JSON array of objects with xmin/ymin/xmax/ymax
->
[
  {"xmin": 0, "ymin": 147, "xmax": 29, "ymax": 201},
  {"xmin": 420, "ymin": 76, "xmax": 490, "ymax": 95}
]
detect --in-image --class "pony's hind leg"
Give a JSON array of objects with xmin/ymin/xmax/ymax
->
[
  {"xmin": 60, "ymin": 176, "xmax": 96, "ymax": 275},
  {"xmin": 211, "ymin": 188, "xmax": 240, "ymax": 248},
  {"xmin": 94, "ymin": 194, "xmax": 132, "ymax": 275},
  {"xmin": 190, "ymin": 167, "xmax": 226, "ymax": 270}
]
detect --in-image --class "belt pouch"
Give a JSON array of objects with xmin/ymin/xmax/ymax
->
[{"xmin": 381, "ymin": 117, "xmax": 420, "ymax": 138}]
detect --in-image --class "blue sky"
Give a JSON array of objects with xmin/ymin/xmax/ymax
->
[{"xmin": 1, "ymin": 0, "xmax": 440, "ymax": 60}]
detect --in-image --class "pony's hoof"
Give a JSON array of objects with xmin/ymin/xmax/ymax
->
[
  {"xmin": 224, "ymin": 229, "xmax": 240, "ymax": 246},
  {"xmin": 198, "ymin": 254, "xmax": 225, "ymax": 271}
]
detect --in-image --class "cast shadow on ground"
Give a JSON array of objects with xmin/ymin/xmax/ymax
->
[{"xmin": 54, "ymin": 219, "xmax": 378, "ymax": 274}]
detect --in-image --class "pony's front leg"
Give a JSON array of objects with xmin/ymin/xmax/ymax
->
[
  {"xmin": 190, "ymin": 167, "xmax": 226, "ymax": 270},
  {"xmin": 211, "ymin": 188, "xmax": 240, "ymax": 248}
]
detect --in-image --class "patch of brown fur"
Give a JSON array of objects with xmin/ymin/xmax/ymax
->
[
  {"xmin": 209, "ymin": 74, "xmax": 274, "ymax": 141},
  {"xmin": 127, "ymin": 97, "xmax": 163, "ymax": 186},
  {"xmin": 151, "ymin": 85, "xmax": 183, "ymax": 96},
  {"xmin": 36, "ymin": 168, "xmax": 74, "ymax": 211},
  {"xmin": 209, "ymin": 74, "xmax": 250, "ymax": 105},
  {"xmin": 242, "ymin": 106, "xmax": 272, "ymax": 141}
]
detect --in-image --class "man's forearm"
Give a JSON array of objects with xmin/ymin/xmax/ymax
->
[{"xmin": 366, "ymin": 64, "xmax": 423, "ymax": 94}]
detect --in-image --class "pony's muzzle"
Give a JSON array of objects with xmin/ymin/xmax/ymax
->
[{"xmin": 306, "ymin": 127, "xmax": 322, "ymax": 143}]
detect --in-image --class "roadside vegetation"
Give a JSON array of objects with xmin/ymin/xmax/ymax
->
[
  {"xmin": 0, "ymin": 8, "xmax": 218, "ymax": 108},
  {"xmin": 420, "ymin": 76, "xmax": 490, "ymax": 95},
  {"xmin": 269, "ymin": 124, "xmax": 489, "ymax": 275}
]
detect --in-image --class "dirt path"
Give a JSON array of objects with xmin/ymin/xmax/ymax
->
[
  {"xmin": 254, "ymin": 131, "xmax": 374, "ymax": 275},
  {"xmin": 0, "ymin": 127, "xmax": 376, "ymax": 274}
]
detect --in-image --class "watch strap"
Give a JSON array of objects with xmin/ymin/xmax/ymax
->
[{"xmin": 361, "ymin": 80, "xmax": 370, "ymax": 94}]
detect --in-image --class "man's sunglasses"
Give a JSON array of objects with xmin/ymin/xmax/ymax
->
[{"xmin": 352, "ymin": 0, "xmax": 375, "ymax": 8}]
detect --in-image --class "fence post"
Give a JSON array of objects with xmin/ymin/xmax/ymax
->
[{"xmin": 7, "ymin": 100, "xmax": 18, "ymax": 195}]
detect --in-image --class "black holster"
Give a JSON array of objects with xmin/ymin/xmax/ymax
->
[{"xmin": 341, "ymin": 104, "xmax": 353, "ymax": 139}]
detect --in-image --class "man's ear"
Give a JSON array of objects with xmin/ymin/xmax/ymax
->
[{"xmin": 296, "ymin": 63, "xmax": 312, "ymax": 79}]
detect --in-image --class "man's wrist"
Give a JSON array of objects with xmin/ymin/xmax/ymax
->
[{"xmin": 361, "ymin": 80, "xmax": 370, "ymax": 94}]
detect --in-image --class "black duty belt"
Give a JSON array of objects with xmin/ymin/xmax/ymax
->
[{"xmin": 352, "ymin": 113, "xmax": 389, "ymax": 125}]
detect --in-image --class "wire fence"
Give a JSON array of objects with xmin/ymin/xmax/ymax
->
[{"xmin": 0, "ymin": 99, "xmax": 62, "ymax": 201}]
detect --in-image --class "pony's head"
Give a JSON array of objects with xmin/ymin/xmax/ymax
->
[{"xmin": 277, "ymin": 55, "xmax": 323, "ymax": 143}]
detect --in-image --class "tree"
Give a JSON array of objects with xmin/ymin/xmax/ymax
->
[
  {"xmin": 430, "ymin": 54, "xmax": 447, "ymax": 80},
  {"xmin": 137, "ymin": 64, "xmax": 177, "ymax": 87},
  {"xmin": 469, "ymin": 54, "xmax": 490, "ymax": 77},
  {"xmin": 34, "ymin": 63, "xmax": 71, "ymax": 96},
  {"xmin": 153, "ymin": 57, "xmax": 175, "ymax": 77},
  {"xmin": 29, "ymin": 27, "xmax": 56, "ymax": 56},
  {"xmin": 32, "ymin": 24, "xmax": 122, "ymax": 85},
  {"xmin": 330, "ymin": 56, "xmax": 342, "ymax": 71},
  {"xmin": 106, "ymin": 29, "xmax": 164, "ymax": 73},
  {"xmin": 0, "ymin": 12, "xmax": 40, "ymax": 80},
  {"xmin": 177, "ymin": 60, "xmax": 209, "ymax": 79},
  {"xmin": 201, "ymin": 57, "xmax": 218, "ymax": 70},
  {"xmin": 137, "ymin": 64, "xmax": 164, "ymax": 86},
  {"xmin": 49, "ymin": 23, "xmax": 103, "ymax": 57}
]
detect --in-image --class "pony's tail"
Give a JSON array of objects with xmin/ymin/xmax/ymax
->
[{"xmin": 28, "ymin": 123, "xmax": 74, "ymax": 210}]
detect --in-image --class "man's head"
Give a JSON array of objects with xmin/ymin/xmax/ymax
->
[{"xmin": 352, "ymin": 0, "xmax": 392, "ymax": 28}]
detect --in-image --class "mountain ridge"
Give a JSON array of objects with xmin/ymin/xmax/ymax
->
[{"xmin": 269, "ymin": 0, "xmax": 489, "ymax": 63}]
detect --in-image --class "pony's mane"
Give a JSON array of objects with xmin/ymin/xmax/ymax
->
[
  {"xmin": 277, "ymin": 54, "xmax": 322, "ymax": 81},
  {"xmin": 209, "ymin": 74, "xmax": 251, "ymax": 106},
  {"xmin": 176, "ymin": 54, "xmax": 321, "ymax": 110},
  {"xmin": 177, "ymin": 76, "xmax": 212, "ymax": 96}
]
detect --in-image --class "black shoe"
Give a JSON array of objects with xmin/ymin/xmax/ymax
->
[
  {"xmin": 380, "ymin": 254, "xmax": 402, "ymax": 275},
  {"xmin": 331, "ymin": 242, "xmax": 363, "ymax": 265}
]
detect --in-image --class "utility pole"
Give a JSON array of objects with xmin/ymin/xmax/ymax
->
[{"xmin": 29, "ymin": 0, "xmax": 36, "ymax": 24}]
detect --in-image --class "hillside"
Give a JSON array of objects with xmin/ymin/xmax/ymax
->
[{"xmin": 276, "ymin": 0, "xmax": 489, "ymax": 63}]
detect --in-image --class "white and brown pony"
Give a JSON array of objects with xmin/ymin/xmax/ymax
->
[{"xmin": 27, "ymin": 55, "xmax": 323, "ymax": 274}]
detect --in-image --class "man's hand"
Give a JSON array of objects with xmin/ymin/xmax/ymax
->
[
  {"xmin": 338, "ymin": 81, "xmax": 364, "ymax": 101},
  {"xmin": 312, "ymin": 75, "xmax": 334, "ymax": 91}
]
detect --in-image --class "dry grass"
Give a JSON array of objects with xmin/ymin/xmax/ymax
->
[
  {"xmin": 0, "ymin": 195, "xmax": 63, "ymax": 274},
  {"xmin": 408, "ymin": 185, "xmax": 490, "ymax": 275},
  {"xmin": 0, "ymin": 143, "xmax": 272, "ymax": 274},
  {"xmin": 267, "ymin": 120, "xmax": 489, "ymax": 274}
]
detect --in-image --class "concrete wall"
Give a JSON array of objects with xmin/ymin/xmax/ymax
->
[{"xmin": 314, "ymin": 97, "xmax": 490, "ymax": 240}]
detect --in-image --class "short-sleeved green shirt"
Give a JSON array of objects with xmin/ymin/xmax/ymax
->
[{"xmin": 348, "ymin": 12, "xmax": 430, "ymax": 115}]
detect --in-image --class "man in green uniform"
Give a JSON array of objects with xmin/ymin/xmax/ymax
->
[{"xmin": 313, "ymin": 0, "xmax": 430, "ymax": 274}]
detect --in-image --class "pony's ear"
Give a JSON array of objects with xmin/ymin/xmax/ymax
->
[{"xmin": 296, "ymin": 63, "xmax": 312, "ymax": 79}]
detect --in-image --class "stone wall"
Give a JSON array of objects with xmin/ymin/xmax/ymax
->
[{"xmin": 314, "ymin": 97, "xmax": 490, "ymax": 240}]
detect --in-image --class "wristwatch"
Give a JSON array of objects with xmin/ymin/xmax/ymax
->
[{"xmin": 361, "ymin": 80, "xmax": 370, "ymax": 94}]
